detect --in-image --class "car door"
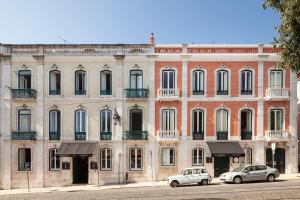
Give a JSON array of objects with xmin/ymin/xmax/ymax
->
[
  {"xmin": 254, "ymin": 165, "xmax": 267, "ymax": 180},
  {"xmin": 192, "ymin": 169, "xmax": 202, "ymax": 183},
  {"xmin": 180, "ymin": 169, "xmax": 194, "ymax": 184},
  {"xmin": 243, "ymin": 166, "xmax": 256, "ymax": 182}
]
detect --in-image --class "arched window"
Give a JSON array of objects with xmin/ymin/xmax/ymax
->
[
  {"xmin": 192, "ymin": 70, "xmax": 204, "ymax": 95},
  {"xmin": 240, "ymin": 70, "xmax": 252, "ymax": 95},
  {"xmin": 75, "ymin": 70, "xmax": 86, "ymax": 95},
  {"xmin": 216, "ymin": 70, "xmax": 228, "ymax": 95},
  {"xmin": 216, "ymin": 109, "xmax": 228, "ymax": 140},
  {"xmin": 75, "ymin": 109, "xmax": 86, "ymax": 140},
  {"xmin": 100, "ymin": 70, "xmax": 112, "ymax": 95},
  {"xmin": 49, "ymin": 109, "xmax": 61, "ymax": 140},
  {"xmin": 192, "ymin": 109, "xmax": 204, "ymax": 140},
  {"xmin": 49, "ymin": 70, "xmax": 61, "ymax": 95},
  {"xmin": 192, "ymin": 148, "xmax": 204, "ymax": 166},
  {"xmin": 241, "ymin": 109, "xmax": 252, "ymax": 140}
]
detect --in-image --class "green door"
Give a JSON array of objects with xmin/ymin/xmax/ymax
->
[{"xmin": 214, "ymin": 156, "xmax": 230, "ymax": 177}]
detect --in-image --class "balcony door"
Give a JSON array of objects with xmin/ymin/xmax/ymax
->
[
  {"xmin": 18, "ymin": 70, "xmax": 31, "ymax": 89},
  {"xmin": 162, "ymin": 70, "xmax": 175, "ymax": 89},
  {"xmin": 161, "ymin": 109, "xmax": 175, "ymax": 131},
  {"xmin": 240, "ymin": 109, "xmax": 252, "ymax": 140},
  {"xmin": 216, "ymin": 109, "xmax": 228, "ymax": 140},
  {"xmin": 130, "ymin": 70, "xmax": 143, "ymax": 89},
  {"xmin": 18, "ymin": 109, "xmax": 31, "ymax": 132},
  {"xmin": 130, "ymin": 109, "xmax": 142, "ymax": 131},
  {"xmin": 270, "ymin": 70, "xmax": 283, "ymax": 89},
  {"xmin": 270, "ymin": 109, "xmax": 283, "ymax": 131}
]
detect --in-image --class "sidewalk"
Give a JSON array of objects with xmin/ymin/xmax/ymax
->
[{"xmin": 0, "ymin": 173, "xmax": 300, "ymax": 196}]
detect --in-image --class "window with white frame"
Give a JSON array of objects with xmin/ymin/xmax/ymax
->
[
  {"xmin": 100, "ymin": 109, "xmax": 111, "ymax": 132},
  {"xmin": 192, "ymin": 109, "xmax": 204, "ymax": 134},
  {"xmin": 49, "ymin": 148, "xmax": 60, "ymax": 170},
  {"xmin": 18, "ymin": 70, "xmax": 31, "ymax": 89},
  {"xmin": 49, "ymin": 70, "xmax": 61, "ymax": 95},
  {"xmin": 244, "ymin": 148, "xmax": 252, "ymax": 165},
  {"xmin": 75, "ymin": 109, "xmax": 86, "ymax": 132},
  {"xmin": 161, "ymin": 148, "xmax": 175, "ymax": 166},
  {"xmin": 192, "ymin": 148, "xmax": 204, "ymax": 166},
  {"xmin": 75, "ymin": 70, "xmax": 86, "ymax": 95},
  {"xmin": 270, "ymin": 70, "xmax": 283, "ymax": 89},
  {"xmin": 130, "ymin": 70, "xmax": 143, "ymax": 89},
  {"xmin": 100, "ymin": 70, "xmax": 112, "ymax": 95},
  {"xmin": 216, "ymin": 109, "xmax": 228, "ymax": 140},
  {"xmin": 217, "ymin": 70, "xmax": 228, "ymax": 95},
  {"xmin": 162, "ymin": 70, "xmax": 175, "ymax": 89},
  {"xmin": 18, "ymin": 148, "xmax": 31, "ymax": 171},
  {"xmin": 49, "ymin": 110, "xmax": 61, "ymax": 135},
  {"xmin": 100, "ymin": 148, "xmax": 112, "ymax": 170},
  {"xmin": 129, "ymin": 148, "xmax": 142, "ymax": 170},
  {"xmin": 161, "ymin": 109, "xmax": 175, "ymax": 131},
  {"xmin": 192, "ymin": 70, "xmax": 205, "ymax": 95},
  {"xmin": 270, "ymin": 109, "xmax": 283, "ymax": 131},
  {"xmin": 18, "ymin": 109, "xmax": 31, "ymax": 132},
  {"xmin": 240, "ymin": 70, "xmax": 252, "ymax": 95}
]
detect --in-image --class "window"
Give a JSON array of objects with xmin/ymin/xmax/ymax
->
[
  {"xmin": 100, "ymin": 70, "xmax": 112, "ymax": 95},
  {"xmin": 244, "ymin": 148, "xmax": 252, "ymax": 164},
  {"xmin": 270, "ymin": 109, "xmax": 283, "ymax": 130},
  {"xmin": 270, "ymin": 70, "xmax": 283, "ymax": 89},
  {"xmin": 100, "ymin": 109, "xmax": 111, "ymax": 132},
  {"xmin": 130, "ymin": 109, "xmax": 143, "ymax": 131},
  {"xmin": 216, "ymin": 109, "xmax": 228, "ymax": 140},
  {"xmin": 75, "ymin": 70, "xmax": 86, "ymax": 95},
  {"xmin": 18, "ymin": 109, "xmax": 31, "ymax": 131},
  {"xmin": 192, "ymin": 109, "xmax": 204, "ymax": 139},
  {"xmin": 192, "ymin": 148, "xmax": 204, "ymax": 166},
  {"xmin": 241, "ymin": 70, "xmax": 252, "ymax": 95},
  {"xmin": 18, "ymin": 148, "xmax": 31, "ymax": 171},
  {"xmin": 162, "ymin": 148, "xmax": 175, "ymax": 166},
  {"xmin": 183, "ymin": 169, "xmax": 192, "ymax": 175},
  {"xmin": 129, "ymin": 148, "xmax": 142, "ymax": 170},
  {"xmin": 100, "ymin": 148, "xmax": 112, "ymax": 170},
  {"xmin": 255, "ymin": 165, "xmax": 267, "ymax": 171},
  {"xmin": 49, "ymin": 110, "xmax": 61, "ymax": 140},
  {"xmin": 49, "ymin": 70, "xmax": 61, "ymax": 95},
  {"xmin": 75, "ymin": 109, "xmax": 86, "ymax": 132},
  {"xmin": 18, "ymin": 70, "xmax": 31, "ymax": 89},
  {"xmin": 162, "ymin": 70, "xmax": 175, "ymax": 89},
  {"xmin": 49, "ymin": 148, "xmax": 60, "ymax": 170},
  {"xmin": 192, "ymin": 70, "xmax": 204, "ymax": 95},
  {"xmin": 217, "ymin": 70, "xmax": 228, "ymax": 95},
  {"xmin": 130, "ymin": 70, "xmax": 143, "ymax": 89},
  {"xmin": 161, "ymin": 109, "xmax": 175, "ymax": 131},
  {"xmin": 240, "ymin": 109, "xmax": 252, "ymax": 140}
]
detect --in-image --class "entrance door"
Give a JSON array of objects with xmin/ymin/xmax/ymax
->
[
  {"xmin": 266, "ymin": 148, "xmax": 285, "ymax": 173},
  {"xmin": 214, "ymin": 156, "xmax": 230, "ymax": 177},
  {"xmin": 73, "ymin": 156, "xmax": 89, "ymax": 184}
]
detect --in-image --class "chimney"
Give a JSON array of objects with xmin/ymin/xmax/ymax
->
[{"xmin": 150, "ymin": 33, "xmax": 155, "ymax": 45}]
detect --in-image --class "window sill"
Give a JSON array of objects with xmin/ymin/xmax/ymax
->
[{"xmin": 48, "ymin": 169, "xmax": 61, "ymax": 172}]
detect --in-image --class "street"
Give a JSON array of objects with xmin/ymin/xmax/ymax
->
[{"xmin": 2, "ymin": 179, "xmax": 300, "ymax": 200}]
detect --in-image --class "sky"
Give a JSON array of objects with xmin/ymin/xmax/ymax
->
[{"xmin": 0, "ymin": 0, "xmax": 280, "ymax": 44}]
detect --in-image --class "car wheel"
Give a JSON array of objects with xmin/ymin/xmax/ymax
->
[
  {"xmin": 267, "ymin": 174, "xmax": 275, "ymax": 182},
  {"xmin": 233, "ymin": 176, "xmax": 242, "ymax": 184},
  {"xmin": 171, "ymin": 180, "xmax": 179, "ymax": 187},
  {"xmin": 201, "ymin": 179, "xmax": 208, "ymax": 185}
]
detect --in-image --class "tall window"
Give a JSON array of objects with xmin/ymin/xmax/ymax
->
[
  {"xmin": 192, "ymin": 70, "xmax": 204, "ymax": 95},
  {"xmin": 192, "ymin": 148, "xmax": 204, "ymax": 166},
  {"xmin": 244, "ymin": 148, "xmax": 252, "ymax": 165},
  {"xmin": 270, "ymin": 70, "xmax": 283, "ymax": 89},
  {"xmin": 100, "ymin": 70, "xmax": 112, "ymax": 95},
  {"xmin": 217, "ymin": 70, "xmax": 228, "ymax": 95},
  {"xmin": 241, "ymin": 109, "xmax": 252, "ymax": 140},
  {"xmin": 216, "ymin": 109, "xmax": 228, "ymax": 140},
  {"xmin": 100, "ymin": 148, "xmax": 112, "ymax": 170},
  {"xmin": 100, "ymin": 109, "xmax": 111, "ymax": 132},
  {"xmin": 162, "ymin": 70, "xmax": 175, "ymax": 89},
  {"xmin": 130, "ymin": 70, "xmax": 143, "ymax": 89},
  {"xmin": 49, "ymin": 110, "xmax": 61, "ymax": 140},
  {"xmin": 75, "ymin": 70, "xmax": 86, "ymax": 95},
  {"xmin": 241, "ymin": 70, "xmax": 252, "ymax": 95},
  {"xmin": 129, "ymin": 148, "xmax": 142, "ymax": 170},
  {"xmin": 130, "ymin": 109, "xmax": 143, "ymax": 131},
  {"xmin": 49, "ymin": 70, "xmax": 61, "ymax": 95},
  {"xmin": 161, "ymin": 109, "xmax": 175, "ymax": 131},
  {"xmin": 18, "ymin": 109, "xmax": 31, "ymax": 131},
  {"xmin": 18, "ymin": 70, "xmax": 31, "ymax": 89},
  {"xmin": 75, "ymin": 109, "xmax": 86, "ymax": 132},
  {"xmin": 270, "ymin": 109, "xmax": 283, "ymax": 130},
  {"xmin": 192, "ymin": 109, "xmax": 204, "ymax": 140},
  {"xmin": 49, "ymin": 148, "xmax": 60, "ymax": 171},
  {"xmin": 18, "ymin": 148, "xmax": 31, "ymax": 171},
  {"xmin": 162, "ymin": 148, "xmax": 175, "ymax": 166}
]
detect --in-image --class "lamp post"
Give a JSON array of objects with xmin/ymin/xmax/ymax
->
[
  {"xmin": 271, "ymin": 143, "xmax": 276, "ymax": 169},
  {"xmin": 150, "ymin": 150, "xmax": 154, "ymax": 184}
]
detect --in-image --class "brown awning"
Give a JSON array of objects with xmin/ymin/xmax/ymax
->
[
  {"xmin": 56, "ymin": 142, "xmax": 97, "ymax": 157},
  {"xmin": 207, "ymin": 142, "xmax": 245, "ymax": 157}
]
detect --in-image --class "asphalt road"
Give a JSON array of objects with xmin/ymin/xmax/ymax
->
[{"xmin": 3, "ymin": 179, "xmax": 300, "ymax": 200}]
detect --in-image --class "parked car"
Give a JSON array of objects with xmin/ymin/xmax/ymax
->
[
  {"xmin": 168, "ymin": 167, "xmax": 212, "ymax": 187},
  {"xmin": 219, "ymin": 164, "xmax": 279, "ymax": 184}
]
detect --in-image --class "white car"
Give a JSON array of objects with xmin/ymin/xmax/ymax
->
[{"xmin": 168, "ymin": 167, "xmax": 212, "ymax": 187}]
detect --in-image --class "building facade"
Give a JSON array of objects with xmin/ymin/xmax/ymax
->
[{"xmin": 0, "ymin": 42, "xmax": 298, "ymax": 189}]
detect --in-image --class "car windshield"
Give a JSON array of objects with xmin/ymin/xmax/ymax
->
[{"xmin": 231, "ymin": 166, "xmax": 246, "ymax": 172}]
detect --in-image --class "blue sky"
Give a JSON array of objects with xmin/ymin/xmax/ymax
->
[{"xmin": 0, "ymin": 0, "xmax": 279, "ymax": 44}]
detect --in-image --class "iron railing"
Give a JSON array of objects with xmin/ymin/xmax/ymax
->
[
  {"xmin": 11, "ymin": 89, "xmax": 37, "ymax": 99},
  {"xmin": 75, "ymin": 131, "xmax": 86, "ymax": 140},
  {"xmin": 124, "ymin": 89, "xmax": 148, "ymax": 98},
  {"xmin": 123, "ymin": 131, "xmax": 148, "ymax": 140},
  {"xmin": 217, "ymin": 131, "xmax": 228, "ymax": 140},
  {"xmin": 49, "ymin": 131, "xmax": 61, "ymax": 140},
  {"xmin": 100, "ymin": 131, "xmax": 112, "ymax": 140},
  {"xmin": 11, "ymin": 131, "xmax": 37, "ymax": 140}
]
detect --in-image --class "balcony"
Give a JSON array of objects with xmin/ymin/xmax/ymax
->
[
  {"xmin": 49, "ymin": 89, "xmax": 61, "ymax": 95},
  {"xmin": 75, "ymin": 90, "xmax": 86, "ymax": 95},
  {"xmin": 49, "ymin": 132, "xmax": 60, "ymax": 140},
  {"xmin": 123, "ymin": 131, "xmax": 148, "ymax": 140},
  {"xmin": 75, "ymin": 132, "xmax": 86, "ymax": 140},
  {"xmin": 11, "ymin": 131, "xmax": 37, "ymax": 140},
  {"xmin": 266, "ymin": 88, "xmax": 289, "ymax": 101},
  {"xmin": 193, "ymin": 132, "xmax": 204, "ymax": 140},
  {"xmin": 158, "ymin": 130, "xmax": 179, "ymax": 140},
  {"xmin": 125, "ymin": 89, "xmax": 148, "ymax": 98},
  {"xmin": 192, "ymin": 90, "xmax": 204, "ymax": 95},
  {"xmin": 266, "ymin": 130, "xmax": 290, "ymax": 141},
  {"xmin": 241, "ymin": 90, "xmax": 253, "ymax": 95},
  {"xmin": 157, "ymin": 89, "xmax": 180, "ymax": 98},
  {"xmin": 217, "ymin": 131, "xmax": 228, "ymax": 140},
  {"xmin": 241, "ymin": 131, "xmax": 252, "ymax": 140},
  {"xmin": 100, "ymin": 90, "xmax": 112, "ymax": 95},
  {"xmin": 100, "ymin": 131, "xmax": 112, "ymax": 140},
  {"xmin": 11, "ymin": 89, "xmax": 36, "ymax": 99},
  {"xmin": 217, "ymin": 90, "xmax": 228, "ymax": 95}
]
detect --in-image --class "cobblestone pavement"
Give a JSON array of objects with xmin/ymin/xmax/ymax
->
[{"xmin": 2, "ymin": 179, "xmax": 300, "ymax": 200}]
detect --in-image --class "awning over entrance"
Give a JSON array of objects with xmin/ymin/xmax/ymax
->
[
  {"xmin": 207, "ymin": 142, "xmax": 245, "ymax": 157},
  {"xmin": 56, "ymin": 142, "xmax": 97, "ymax": 157}
]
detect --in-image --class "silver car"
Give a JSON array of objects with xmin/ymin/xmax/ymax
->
[
  {"xmin": 168, "ymin": 167, "xmax": 212, "ymax": 187},
  {"xmin": 219, "ymin": 165, "xmax": 279, "ymax": 184}
]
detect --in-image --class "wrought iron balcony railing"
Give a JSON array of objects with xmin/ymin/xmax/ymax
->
[
  {"xmin": 125, "ymin": 89, "xmax": 148, "ymax": 98},
  {"xmin": 217, "ymin": 90, "xmax": 228, "ymax": 95},
  {"xmin": 217, "ymin": 131, "xmax": 228, "ymax": 140},
  {"xmin": 11, "ymin": 131, "xmax": 37, "ymax": 140},
  {"xmin": 192, "ymin": 132, "xmax": 204, "ymax": 140},
  {"xmin": 11, "ymin": 89, "xmax": 37, "ymax": 99},
  {"xmin": 100, "ymin": 131, "xmax": 112, "ymax": 140},
  {"xmin": 241, "ymin": 90, "xmax": 253, "ymax": 95},
  {"xmin": 75, "ymin": 90, "xmax": 86, "ymax": 95},
  {"xmin": 241, "ymin": 131, "xmax": 252, "ymax": 140},
  {"xmin": 49, "ymin": 131, "xmax": 61, "ymax": 140},
  {"xmin": 123, "ymin": 131, "xmax": 148, "ymax": 140},
  {"xmin": 192, "ymin": 90, "xmax": 204, "ymax": 95},
  {"xmin": 100, "ymin": 90, "xmax": 112, "ymax": 95},
  {"xmin": 75, "ymin": 131, "xmax": 86, "ymax": 140},
  {"xmin": 49, "ymin": 89, "xmax": 61, "ymax": 95}
]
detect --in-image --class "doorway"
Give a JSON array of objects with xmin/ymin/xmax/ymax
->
[
  {"xmin": 73, "ymin": 156, "xmax": 89, "ymax": 184},
  {"xmin": 266, "ymin": 148, "xmax": 285, "ymax": 173},
  {"xmin": 130, "ymin": 109, "xmax": 143, "ymax": 131},
  {"xmin": 214, "ymin": 156, "xmax": 230, "ymax": 177}
]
